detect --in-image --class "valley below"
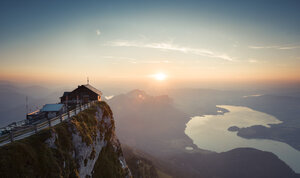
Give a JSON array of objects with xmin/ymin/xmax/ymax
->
[
  {"xmin": 185, "ymin": 105, "xmax": 300, "ymax": 173},
  {"xmin": 1, "ymin": 82, "xmax": 299, "ymax": 177},
  {"xmin": 108, "ymin": 89, "xmax": 300, "ymax": 177}
]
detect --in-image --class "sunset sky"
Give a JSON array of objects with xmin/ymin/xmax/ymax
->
[{"xmin": 1, "ymin": 0, "xmax": 300, "ymax": 87}]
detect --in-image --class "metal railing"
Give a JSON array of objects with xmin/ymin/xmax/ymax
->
[{"xmin": 0, "ymin": 101, "xmax": 97, "ymax": 147}]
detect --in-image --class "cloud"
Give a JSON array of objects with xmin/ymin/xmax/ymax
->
[
  {"xmin": 101, "ymin": 56, "xmax": 135, "ymax": 60},
  {"xmin": 277, "ymin": 46, "xmax": 300, "ymax": 50},
  {"xmin": 104, "ymin": 95, "xmax": 114, "ymax": 100},
  {"xmin": 130, "ymin": 60, "xmax": 171, "ymax": 64},
  {"xmin": 249, "ymin": 44, "xmax": 300, "ymax": 50},
  {"xmin": 96, "ymin": 29, "xmax": 101, "ymax": 36},
  {"xmin": 243, "ymin": 94, "xmax": 263, "ymax": 98},
  {"xmin": 101, "ymin": 55, "xmax": 172, "ymax": 64},
  {"xmin": 248, "ymin": 59, "xmax": 258, "ymax": 63},
  {"xmin": 107, "ymin": 40, "xmax": 234, "ymax": 61}
]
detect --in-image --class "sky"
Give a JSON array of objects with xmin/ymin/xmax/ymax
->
[{"xmin": 0, "ymin": 0, "xmax": 300, "ymax": 89}]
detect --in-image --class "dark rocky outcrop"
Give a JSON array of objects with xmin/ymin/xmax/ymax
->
[{"xmin": 0, "ymin": 101, "xmax": 131, "ymax": 178}]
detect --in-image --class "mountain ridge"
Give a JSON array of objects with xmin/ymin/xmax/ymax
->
[
  {"xmin": 0, "ymin": 101, "xmax": 131, "ymax": 178},
  {"xmin": 109, "ymin": 89, "xmax": 300, "ymax": 178}
]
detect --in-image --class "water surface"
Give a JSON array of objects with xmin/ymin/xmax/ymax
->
[{"xmin": 185, "ymin": 105, "xmax": 300, "ymax": 173}]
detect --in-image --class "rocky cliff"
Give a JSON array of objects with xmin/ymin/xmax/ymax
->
[{"xmin": 0, "ymin": 101, "xmax": 131, "ymax": 178}]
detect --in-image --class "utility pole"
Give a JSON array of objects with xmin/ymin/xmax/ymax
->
[{"xmin": 87, "ymin": 77, "xmax": 89, "ymax": 84}]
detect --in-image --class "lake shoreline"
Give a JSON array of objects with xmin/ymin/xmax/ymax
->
[{"xmin": 185, "ymin": 105, "xmax": 300, "ymax": 173}]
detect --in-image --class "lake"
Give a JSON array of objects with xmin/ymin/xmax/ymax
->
[{"xmin": 185, "ymin": 105, "xmax": 300, "ymax": 173}]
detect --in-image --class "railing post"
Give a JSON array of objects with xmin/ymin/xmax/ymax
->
[
  {"xmin": 80, "ymin": 104, "xmax": 82, "ymax": 112},
  {"xmin": 74, "ymin": 107, "xmax": 77, "ymax": 115},
  {"xmin": 48, "ymin": 118, "xmax": 51, "ymax": 127},
  {"xmin": 10, "ymin": 131, "xmax": 14, "ymax": 142},
  {"xmin": 60, "ymin": 115, "xmax": 63, "ymax": 122},
  {"xmin": 68, "ymin": 110, "xmax": 70, "ymax": 119},
  {"xmin": 34, "ymin": 124, "xmax": 38, "ymax": 133}
]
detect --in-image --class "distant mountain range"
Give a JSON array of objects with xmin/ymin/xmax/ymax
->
[
  {"xmin": 167, "ymin": 88, "xmax": 300, "ymax": 151},
  {"xmin": 109, "ymin": 89, "xmax": 300, "ymax": 177},
  {"xmin": 1, "ymin": 81, "xmax": 299, "ymax": 177},
  {"xmin": 0, "ymin": 81, "xmax": 64, "ymax": 127}
]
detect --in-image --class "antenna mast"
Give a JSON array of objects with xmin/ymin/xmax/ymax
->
[{"xmin": 26, "ymin": 96, "xmax": 28, "ymax": 115}]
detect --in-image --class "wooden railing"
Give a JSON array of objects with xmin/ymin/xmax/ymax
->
[{"xmin": 0, "ymin": 101, "xmax": 97, "ymax": 147}]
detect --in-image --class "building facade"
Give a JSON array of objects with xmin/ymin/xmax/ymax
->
[{"xmin": 60, "ymin": 84, "xmax": 102, "ymax": 106}]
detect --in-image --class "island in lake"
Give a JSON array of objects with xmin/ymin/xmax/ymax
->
[{"xmin": 185, "ymin": 105, "xmax": 300, "ymax": 173}]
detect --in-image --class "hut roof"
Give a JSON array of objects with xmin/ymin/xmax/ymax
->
[
  {"xmin": 83, "ymin": 84, "xmax": 102, "ymax": 96},
  {"xmin": 41, "ymin": 104, "xmax": 64, "ymax": 112}
]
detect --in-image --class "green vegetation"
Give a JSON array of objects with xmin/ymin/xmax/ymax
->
[
  {"xmin": 156, "ymin": 170, "xmax": 172, "ymax": 178},
  {"xmin": 0, "ymin": 101, "xmax": 128, "ymax": 178},
  {"xmin": 92, "ymin": 142, "xmax": 129, "ymax": 178},
  {"xmin": 126, "ymin": 156, "xmax": 158, "ymax": 178},
  {"xmin": 71, "ymin": 104, "xmax": 98, "ymax": 146},
  {"xmin": 0, "ymin": 126, "xmax": 78, "ymax": 177},
  {"xmin": 122, "ymin": 145, "xmax": 161, "ymax": 178}
]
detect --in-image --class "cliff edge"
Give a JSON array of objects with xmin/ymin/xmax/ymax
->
[{"xmin": 0, "ymin": 101, "xmax": 131, "ymax": 178}]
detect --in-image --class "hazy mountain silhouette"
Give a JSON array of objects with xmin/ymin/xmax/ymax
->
[
  {"xmin": 0, "ymin": 81, "xmax": 62, "ymax": 126},
  {"xmin": 109, "ymin": 89, "xmax": 197, "ymax": 156},
  {"xmin": 109, "ymin": 89, "xmax": 299, "ymax": 177}
]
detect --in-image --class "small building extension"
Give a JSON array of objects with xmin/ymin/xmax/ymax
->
[{"xmin": 40, "ymin": 104, "xmax": 66, "ymax": 119}]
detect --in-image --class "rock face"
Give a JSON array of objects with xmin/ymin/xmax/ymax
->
[
  {"xmin": 122, "ymin": 145, "xmax": 161, "ymax": 178},
  {"xmin": 0, "ymin": 101, "xmax": 131, "ymax": 178}
]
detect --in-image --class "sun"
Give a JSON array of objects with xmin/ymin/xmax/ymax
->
[{"xmin": 153, "ymin": 73, "xmax": 167, "ymax": 81}]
